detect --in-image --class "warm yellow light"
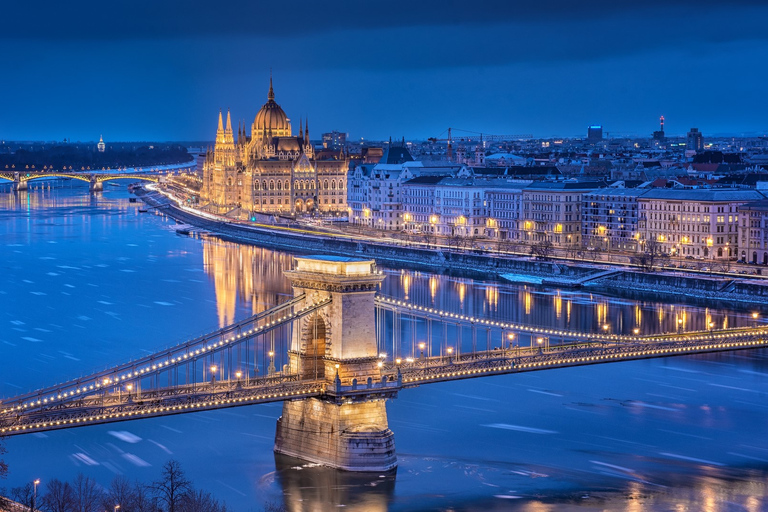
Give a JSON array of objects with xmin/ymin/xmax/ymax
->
[
  {"xmin": 554, "ymin": 224, "xmax": 563, "ymax": 233},
  {"xmin": 753, "ymin": 312, "xmax": 759, "ymax": 319},
  {"xmin": 633, "ymin": 328, "xmax": 640, "ymax": 335},
  {"xmin": 268, "ymin": 351, "xmax": 274, "ymax": 357},
  {"xmin": 126, "ymin": 384, "xmax": 133, "ymax": 391},
  {"xmin": 210, "ymin": 365, "xmax": 217, "ymax": 373},
  {"xmin": 396, "ymin": 358, "xmax": 402, "ymax": 364},
  {"xmin": 429, "ymin": 215, "xmax": 438, "ymax": 225},
  {"xmin": 507, "ymin": 333, "xmax": 515, "ymax": 340},
  {"xmin": 706, "ymin": 237, "xmax": 713, "ymax": 247},
  {"xmin": 446, "ymin": 347, "xmax": 454, "ymax": 354},
  {"xmin": 602, "ymin": 324, "xmax": 609, "ymax": 331},
  {"xmin": 235, "ymin": 371, "xmax": 242, "ymax": 378},
  {"xmin": 418, "ymin": 342, "xmax": 426, "ymax": 350}
]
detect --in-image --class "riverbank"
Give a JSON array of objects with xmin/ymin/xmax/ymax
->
[{"xmin": 137, "ymin": 188, "xmax": 768, "ymax": 305}]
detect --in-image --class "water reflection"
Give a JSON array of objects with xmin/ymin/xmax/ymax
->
[
  {"xmin": 274, "ymin": 454, "xmax": 396, "ymax": 511},
  {"xmin": 202, "ymin": 238, "xmax": 293, "ymax": 327}
]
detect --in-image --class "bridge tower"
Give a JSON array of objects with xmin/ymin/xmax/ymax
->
[
  {"xmin": 12, "ymin": 172, "xmax": 27, "ymax": 191},
  {"xmin": 89, "ymin": 175, "xmax": 103, "ymax": 192},
  {"xmin": 274, "ymin": 256, "xmax": 396, "ymax": 471}
]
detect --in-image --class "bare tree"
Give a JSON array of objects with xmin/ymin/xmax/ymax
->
[
  {"xmin": 631, "ymin": 238, "xmax": 670, "ymax": 271},
  {"xmin": 179, "ymin": 489, "xmax": 227, "ymax": 512},
  {"xmin": 10, "ymin": 483, "xmax": 34, "ymax": 512},
  {"xmin": 128, "ymin": 481, "xmax": 155, "ymax": 512},
  {"xmin": 41, "ymin": 479, "xmax": 75, "ymax": 512},
  {"xmin": 152, "ymin": 460, "xmax": 191, "ymax": 512},
  {"xmin": 530, "ymin": 240, "xmax": 554, "ymax": 260},
  {"xmin": 72, "ymin": 474, "xmax": 102, "ymax": 512},
  {"xmin": 101, "ymin": 476, "xmax": 134, "ymax": 512}
]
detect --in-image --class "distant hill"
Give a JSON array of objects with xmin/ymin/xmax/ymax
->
[{"xmin": 0, "ymin": 142, "xmax": 193, "ymax": 172}]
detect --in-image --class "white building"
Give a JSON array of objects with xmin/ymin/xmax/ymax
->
[{"xmin": 638, "ymin": 189, "xmax": 765, "ymax": 260}]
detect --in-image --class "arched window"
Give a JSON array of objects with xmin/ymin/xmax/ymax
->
[
  {"xmin": 277, "ymin": 181, "xmax": 282, "ymax": 190},
  {"xmin": 331, "ymin": 181, "xmax": 336, "ymax": 190},
  {"xmin": 324, "ymin": 180, "xmax": 329, "ymax": 190},
  {"xmin": 285, "ymin": 180, "xmax": 289, "ymax": 190},
  {"xmin": 262, "ymin": 180, "xmax": 267, "ymax": 191},
  {"xmin": 269, "ymin": 180, "xmax": 275, "ymax": 191}
]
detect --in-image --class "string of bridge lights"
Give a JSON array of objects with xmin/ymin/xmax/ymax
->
[
  {"xmin": 374, "ymin": 296, "xmax": 764, "ymax": 343},
  {"xmin": 0, "ymin": 299, "xmax": 331, "ymax": 415},
  {"xmin": 399, "ymin": 337, "xmax": 768, "ymax": 385},
  {"xmin": 0, "ymin": 386, "xmax": 324, "ymax": 435}
]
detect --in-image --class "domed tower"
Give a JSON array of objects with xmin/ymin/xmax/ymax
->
[{"xmin": 252, "ymin": 76, "xmax": 292, "ymax": 141}]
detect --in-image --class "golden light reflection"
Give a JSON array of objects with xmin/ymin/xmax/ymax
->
[
  {"xmin": 524, "ymin": 289, "xmax": 532, "ymax": 315},
  {"xmin": 203, "ymin": 239, "xmax": 293, "ymax": 327},
  {"xmin": 401, "ymin": 271, "xmax": 410, "ymax": 301},
  {"xmin": 554, "ymin": 291, "xmax": 562, "ymax": 319},
  {"xmin": 635, "ymin": 304, "xmax": 642, "ymax": 328},
  {"xmin": 485, "ymin": 285, "xmax": 498, "ymax": 311},
  {"xmin": 429, "ymin": 275, "xmax": 438, "ymax": 303},
  {"xmin": 458, "ymin": 282, "xmax": 466, "ymax": 307},
  {"xmin": 597, "ymin": 302, "xmax": 607, "ymax": 326},
  {"xmin": 566, "ymin": 299, "xmax": 571, "ymax": 323}
]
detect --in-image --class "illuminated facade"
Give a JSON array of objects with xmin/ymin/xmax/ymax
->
[
  {"xmin": 201, "ymin": 78, "xmax": 349, "ymax": 217},
  {"xmin": 637, "ymin": 189, "xmax": 764, "ymax": 260}
]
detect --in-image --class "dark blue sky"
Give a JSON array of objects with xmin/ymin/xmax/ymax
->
[{"xmin": 3, "ymin": 0, "xmax": 768, "ymax": 142}]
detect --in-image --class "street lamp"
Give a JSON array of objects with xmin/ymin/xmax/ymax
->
[
  {"xmin": 210, "ymin": 365, "xmax": 217, "ymax": 389},
  {"xmin": 752, "ymin": 312, "xmax": 759, "ymax": 328},
  {"xmin": 446, "ymin": 347, "xmax": 453, "ymax": 364},
  {"xmin": 33, "ymin": 479, "xmax": 40, "ymax": 510},
  {"xmin": 677, "ymin": 318, "xmax": 683, "ymax": 333},
  {"xmin": 115, "ymin": 505, "xmax": 121, "ymax": 512},
  {"xmin": 632, "ymin": 328, "xmax": 640, "ymax": 335},
  {"xmin": 268, "ymin": 351, "xmax": 276, "ymax": 376},
  {"xmin": 418, "ymin": 342, "xmax": 426, "ymax": 359}
]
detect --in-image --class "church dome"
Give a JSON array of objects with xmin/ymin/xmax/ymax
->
[{"xmin": 253, "ymin": 78, "xmax": 290, "ymax": 136}]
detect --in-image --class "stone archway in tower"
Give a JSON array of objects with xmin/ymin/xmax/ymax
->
[
  {"xmin": 295, "ymin": 199, "xmax": 305, "ymax": 214},
  {"xmin": 302, "ymin": 313, "xmax": 327, "ymax": 379}
]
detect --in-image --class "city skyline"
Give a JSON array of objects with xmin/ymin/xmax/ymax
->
[{"xmin": 2, "ymin": 0, "xmax": 768, "ymax": 142}]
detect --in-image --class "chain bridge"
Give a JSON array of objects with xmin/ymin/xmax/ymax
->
[
  {"xmin": 0, "ymin": 170, "xmax": 165, "ymax": 191},
  {"xmin": 2, "ymin": 256, "xmax": 767, "ymax": 471}
]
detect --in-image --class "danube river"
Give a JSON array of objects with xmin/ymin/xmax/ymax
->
[{"xmin": 2, "ymin": 184, "xmax": 768, "ymax": 511}]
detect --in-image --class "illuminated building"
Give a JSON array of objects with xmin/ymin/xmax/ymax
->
[
  {"xmin": 97, "ymin": 135, "xmax": 105, "ymax": 153},
  {"xmin": 201, "ymin": 77, "xmax": 349, "ymax": 217},
  {"xmin": 637, "ymin": 189, "xmax": 764, "ymax": 260}
]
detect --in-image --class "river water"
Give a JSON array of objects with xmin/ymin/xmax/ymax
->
[{"xmin": 2, "ymin": 184, "xmax": 768, "ymax": 511}]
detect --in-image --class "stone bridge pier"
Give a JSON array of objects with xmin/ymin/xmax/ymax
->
[
  {"xmin": 89, "ymin": 175, "xmax": 103, "ymax": 192},
  {"xmin": 13, "ymin": 172, "xmax": 27, "ymax": 191},
  {"xmin": 274, "ymin": 256, "xmax": 397, "ymax": 471}
]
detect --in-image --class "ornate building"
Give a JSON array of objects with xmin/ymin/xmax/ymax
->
[{"xmin": 201, "ymin": 78, "xmax": 349, "ymax": 217}]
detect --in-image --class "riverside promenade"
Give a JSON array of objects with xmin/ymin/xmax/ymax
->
[{"xmin": 137, "ymin": 186, "xmax": 768, "ymax": 305}]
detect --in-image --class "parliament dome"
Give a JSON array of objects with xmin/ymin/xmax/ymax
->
[{"xmin": 253, "ymin": 77, "xmax": 291, "ymax": 137}]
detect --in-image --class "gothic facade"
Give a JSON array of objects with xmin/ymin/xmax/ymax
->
[{"xmin": 201, "ymin": 79, "xmax": 349, "ymax": 216}]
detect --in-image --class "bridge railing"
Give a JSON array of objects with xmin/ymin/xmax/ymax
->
[{"xmin": 0, "ymin": 295, "xmax": 332, "ymax": 416}]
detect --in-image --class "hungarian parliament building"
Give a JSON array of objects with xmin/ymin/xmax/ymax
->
[{"xmin": 201, "ymin": 78, "xmax": 349, "ymax": 217}]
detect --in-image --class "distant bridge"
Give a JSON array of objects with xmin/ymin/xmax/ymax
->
[
  {"xmin": 2, "ymin": 256, "xmax": 765, "ymax": 471},
  {"xmin": 0, "ymin": 168, "xmax": 183, "ymax": 191}
]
